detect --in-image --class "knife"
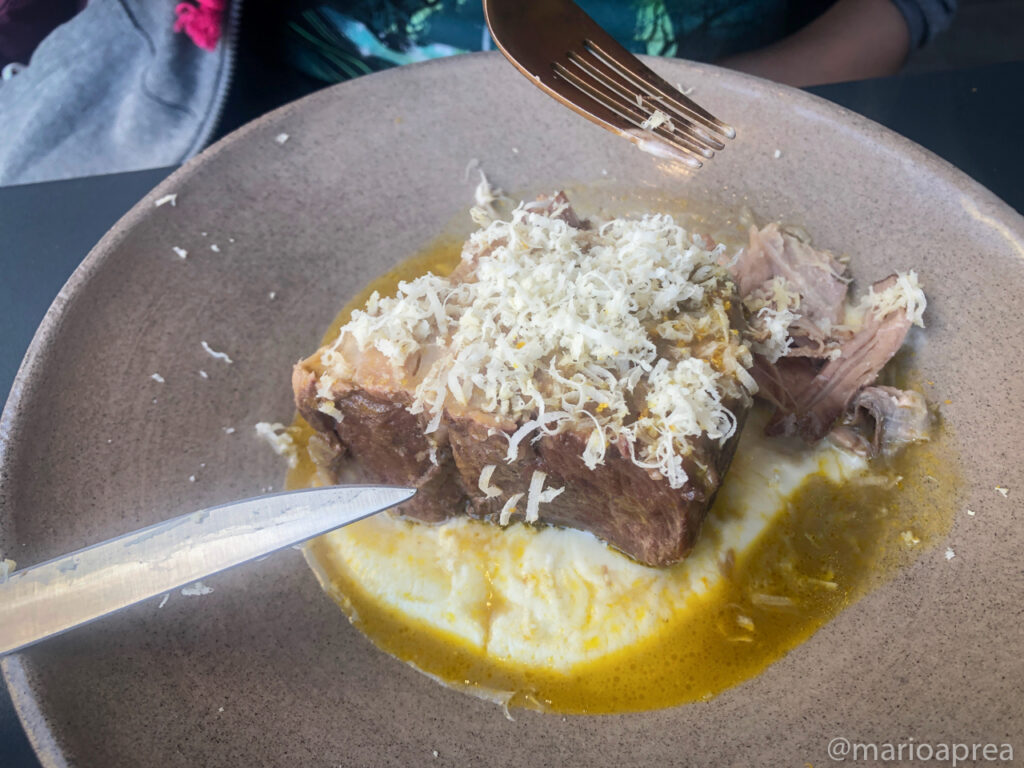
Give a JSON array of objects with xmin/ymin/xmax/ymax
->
[{"xmin": 0, "ymin": 484, "xmax": 415, "ymax": 655}]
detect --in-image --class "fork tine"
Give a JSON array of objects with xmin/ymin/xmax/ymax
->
[
  {"xmin": 541, "ymin": 66, "xmax": 705, "ymax": 167},
  {"xmin": 566, "ymin": 50, "xmax": 726, "ymax": 153},
  {"xmin": 554, "ymin": 62, "xmax": 714, "ymax": 160},
  {"xmin": 483, "ymin": 0, "xmax": 732, "ymax": 168},
  {"xmin": 583, "ymin": 38, "xmax": 736, "ymax": 140}
]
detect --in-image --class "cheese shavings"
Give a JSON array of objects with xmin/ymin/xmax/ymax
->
[
  {"xmin": 505, "ymin": 412, "xmax": 569, "ymax": 462},
  {"xmin": 524, "ymin": 471, "xmax": 564, "ymax": 523},
  {"xmin": 640, "ymin": 109, "xmax": 673, "ymax": 132},
  {"xmin": 498, "ymin": 493, "xmax": 524, "ymax": 526},
  {"xmin": 741, "ymin": 277, "xmax": 801, "ymax": 364},
  {"xmin": 154, "ymin": 194, "xmax": 177, "ymax": 207},
  {"xmin": 858, "ymin": 270, "xmax": 927, "ymax": 327},
  {"xmin": 473, "ymin": 170, "xmax": 505, "ymax": 218},
  {"xmin": 478, "ymin": 465, "xmax": 502, "ymax": 498},
  {"xmin": 201, "ymin": 340, "xmax": 233, "ymax": 364},
  {"xmin": 181, "ymin": 581, "xmax": 214, "ymax": 596},
  {"xmin": 255, "ymin": 422, "xmax": 300, "ymax": 468},
  {"xmin": 322, "ymin": 198, "xmax": 754, "ymax": 490}
]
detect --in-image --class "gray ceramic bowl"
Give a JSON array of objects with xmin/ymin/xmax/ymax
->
[{"xmin": 2, "ymin": 53, "xmax": 1023, "ymax": 767}]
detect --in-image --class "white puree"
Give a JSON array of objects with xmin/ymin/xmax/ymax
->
[{"xmin": 314, "ymin": 411, "xmax": 866, "ymax": 673}]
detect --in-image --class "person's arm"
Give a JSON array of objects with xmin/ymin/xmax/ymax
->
[{"xmin": 718, "ymin": 0, "xmax": 911, "ymax": 87}]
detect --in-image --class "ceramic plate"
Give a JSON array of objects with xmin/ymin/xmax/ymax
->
[{"xmin": 2, "ymin": 53, "xmax": 1022, "ymax": 767}]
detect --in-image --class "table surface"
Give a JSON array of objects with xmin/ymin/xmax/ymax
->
[{"xmin": 1, "ymin": 60, "xmax": 1022, "ymax": 767}]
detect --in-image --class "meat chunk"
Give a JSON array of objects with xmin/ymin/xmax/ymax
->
[
  {"xmin": 764, "ymin": 276, "xmax": 919, "ymax": 441},
  {"xmin": 731, "ymin": 223, "xmax": 849, "ymax": 330},
  {"xmin": 293, "ymin": 195, "xmax": 755, "ymax": 566},
  {"xmin": 730, "ymin": 223, "xmax": 928, "ymax": 447},
  {"xmin": 295, "ymin": 358, "xmax": 748, "ymax": 566},
  {"xmin": 830, "ymin": 386, "xmax": 933, "ymax": 458}
]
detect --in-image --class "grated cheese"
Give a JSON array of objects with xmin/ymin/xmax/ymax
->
[
  {"xmin": 524, "ymin": 470, "xmax": 564, "ymax": 523},
  {"xmin": 900, "ymin": 530, "xmax": 920, "ymax": 547},
  {"xmin": 172, "ymin": 246, "xmax": 188, "ymax": 259},
  {"xmin": 320, "ymin": 199, "xmax": 754, "ymax": 491},
  {"xmin": 157, "ymin": 593, "xmax": 169, "ymax": 608},
  {"xmin": 945, "ymin": 547, "xmax": 956, "ymax": 560},
  {"xmin": 201, "ymin": 340, "xmax": 233, "ymax": 364},
  {"xmin": 477, "ymin": 465, "xmax": 502, "ymax": 498},
  {"xmin": 742, "ymin": 276, "xmax": 801, "ymax": 364},
  {"xmin": 199, "ymin": 369, "xmax": 209, "ymax": 379},
  {"xmin": 255, "ymin": 422, "xmax": 300, "ymax": 468},
  {"xmin": 995, "ymin": 486, "xmax": 1009, "ymax": 497},
  {"xmin": 505, "ymin": 412, "xmax": 569, "ymax": 463},
  {"xmin": 210, "ymin": 244, "xmax": 220, "ymax": 252},
  {"xmin": 151, "ymin": 373, "xmax": 165, "ymax": 384},
  {"xmin": 473, "ymin": 170, "xmax": 505, "ymax": 218},
  {"xmin": 181, "ymin": 581, "xmax": 214, "ymax": 596},
  {"xmin": 750, "ymin": 593, "xmax": 796, "ymax": 609},
  {"xmin": 154, "ymin": 194, "xmax": 177, "ymax": 207},
  {"xmin": 858, "ymin": 270, "xmax": 927, "ymax": 327},
  {"xmin": 275, "ymin": 132, "xmax": 290, "ymax": 145},
  {"xmin": 640, "ymin": 109, "xmax": 673, "ymax": 132},
  {"xmin": 498, "ymin": 493, "xmax": 524, "ymax": 526}
]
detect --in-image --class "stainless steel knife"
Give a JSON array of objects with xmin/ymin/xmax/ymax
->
[{"xmin": 0, "ymin": 484, "xmax": 415, "ymax": 655}]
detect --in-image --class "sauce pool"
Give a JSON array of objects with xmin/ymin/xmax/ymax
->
[{"xmin": 285, "ymin": 229, "xmax": 959, "ymax": 714}]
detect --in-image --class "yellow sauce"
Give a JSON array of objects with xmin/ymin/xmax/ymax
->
[{"xmin": 286, "ymin": 234, "xmax": 959, "ymax": 715}]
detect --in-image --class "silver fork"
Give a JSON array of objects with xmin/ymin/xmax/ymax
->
[{"xmin": 483, "ymin": 0, "xmax": 735, "ymax": 168}]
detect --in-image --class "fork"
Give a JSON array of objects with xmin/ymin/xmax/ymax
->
[{"xmin": 483, "ymin": 0, "xmax": 734, "ymax": 168}]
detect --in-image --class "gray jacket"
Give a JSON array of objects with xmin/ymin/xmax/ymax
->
[{"xmin": 0, "ymin": 0, "xmax": 237, "ymax": 186}]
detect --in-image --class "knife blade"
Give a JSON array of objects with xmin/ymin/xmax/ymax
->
[{"xmin": 0, "ymin": 484, "xmax": 415, "ymax": 655}]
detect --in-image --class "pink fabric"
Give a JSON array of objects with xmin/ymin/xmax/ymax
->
[{"xmin": 173, "ymin": 0, "xmax": 225, "ymax": 52}]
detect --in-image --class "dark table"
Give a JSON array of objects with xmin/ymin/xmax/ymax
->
[{"xmin": 2, "ymin": 61, "xmax": 1022, "ymax": 767}]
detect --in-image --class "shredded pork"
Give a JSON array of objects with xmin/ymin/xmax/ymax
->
[{"xmin": 730, "ymin": 224, "xmax": 930, "ymax": 451}]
